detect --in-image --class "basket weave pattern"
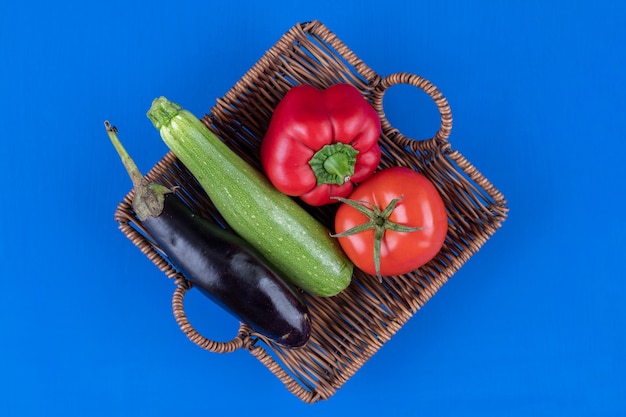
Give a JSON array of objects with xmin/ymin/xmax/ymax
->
[{"xmin": 114, "ymin": 21, "xmax": 508, "ymax": 403}]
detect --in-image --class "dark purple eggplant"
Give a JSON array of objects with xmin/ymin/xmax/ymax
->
[{"xmin": 105, "ymin": 121, "xmax": 311, "ymax": 348}]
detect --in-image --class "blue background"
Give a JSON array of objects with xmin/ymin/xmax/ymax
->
[{"xmin": 1, "ymin": 1, "xmax": 624, "ymax": 415}]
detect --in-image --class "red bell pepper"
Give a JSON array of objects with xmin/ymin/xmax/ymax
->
[{"xmin": 260, "ymin": 83, "xmax": 381, "ymax": 206}]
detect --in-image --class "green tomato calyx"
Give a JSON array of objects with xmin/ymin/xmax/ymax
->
[{"xmin": 331, "ymin": 195, "xmax": 422, "ymax": 281}]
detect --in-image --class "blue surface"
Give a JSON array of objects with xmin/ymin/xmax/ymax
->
[{"xmin": 1, "ymin": 1, "xmax": 625, "ymax": 415}]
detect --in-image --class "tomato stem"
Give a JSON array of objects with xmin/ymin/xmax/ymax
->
[{"xmin": 331, "ymin": 195, "xmax": 422, "ymax": 281}]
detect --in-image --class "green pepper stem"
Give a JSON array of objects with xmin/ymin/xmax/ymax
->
[
  {"xmin": 309, "ymin": 143, "xmax": 359, "ymax": 186},
  {"xmin": 323, "ymin": 152, "xmax": 351, "ymax": 181}
]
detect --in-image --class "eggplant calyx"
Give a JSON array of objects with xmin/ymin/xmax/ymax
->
[{"xmin": 105, "ymin": 121, "xmax": 171, "ymax": 221}]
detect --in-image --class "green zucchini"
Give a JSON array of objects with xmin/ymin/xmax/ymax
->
[{"xmin": 147, "ymin": 97, "xmax": 353, "ymax": 297}]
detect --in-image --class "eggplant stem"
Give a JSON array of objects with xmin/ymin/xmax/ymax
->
[{"xmin": 105, "ymin": 121, "xmax": 146, "ymax": 190}]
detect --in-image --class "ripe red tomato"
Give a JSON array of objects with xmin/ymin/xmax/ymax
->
[{"xmin": 333, "ymin": 166, "xmax": 448, "ymax": 278}]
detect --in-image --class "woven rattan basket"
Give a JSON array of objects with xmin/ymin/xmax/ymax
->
[{"xmin": 114, "ymin": 20, "xmax": 508, "ymax": 403}]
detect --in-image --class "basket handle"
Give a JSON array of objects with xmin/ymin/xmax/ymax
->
[
  {"xmin": 171, "ymin": 283, "xmax": 248, "ymax": 353},
  {"xmin": 371, "ymin": 72, "xmax": 453, "ymax": 144}
]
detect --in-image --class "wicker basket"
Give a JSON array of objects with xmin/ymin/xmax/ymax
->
[{"xmin": 114, "ymin": 20, "xmax": 508, "ymax": 403}]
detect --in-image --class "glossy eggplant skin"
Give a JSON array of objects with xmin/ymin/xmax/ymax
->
[{"xmin": 142, "ymin": 192, "xmax": 311, "ymax": 348}]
